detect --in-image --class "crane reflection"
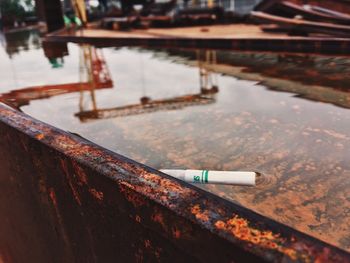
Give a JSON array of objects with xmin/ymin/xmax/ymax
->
[{"xmin": 0, "ymin": 43, "xmax": 220, "ymax": 121}]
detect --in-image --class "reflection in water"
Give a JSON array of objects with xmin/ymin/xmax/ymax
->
[
  {"xmin": 0, "ymin": 44, "xmax": 113, "ymax": 108},
  {"xmin": 42, "ymin": 41, "xmax": 69, "ymax": 68},
  {"xmin": 0, "ymin": 38, "xmax": 350, "ymax": 252},
  {"xmin": 162, "ymin": 48, "xmax": 350, "ymax": 109},
  {"xmin": 197, "ymin": 50, "xmax": 219, "ymax": 93},
  {"xmin": 76, "ymin": 90, "xmax": 217, "ymax": 121},
  {"xmin": 0, "ymin": 44, "xmax": 219, "ymax": 120},
  {"xmin": 76, "ymin": 49, "xmax": 219, "ymax": 122},
  {"xmin": 2, "ymin": 30, "xmax": 41, "ymax": 58}
]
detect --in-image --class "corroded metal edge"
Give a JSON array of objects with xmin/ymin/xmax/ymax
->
[
  {"xmin": 45, "ymin": 31, "xmax": 350, "ymax": 55},
  {"xmin": 0, "ymin": 103, "xmax": 349, "ymax": 262}
]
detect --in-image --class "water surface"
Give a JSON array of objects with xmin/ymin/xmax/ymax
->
[{"xmin": 1, "ymin": 30, "xmax": 349, "ymax": 251}]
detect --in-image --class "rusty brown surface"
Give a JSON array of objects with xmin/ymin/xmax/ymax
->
[
  {"xmin": 265, "ymin": 1, "xmax": 350, "ymax": 25},
  {"xmin": 155, "ymin": 49, "xmax": 350, "ymax": 109},
  {"xmin": 75, "ymin": 92, "xmax": 217, "ymax": 121},
  {"xmin": 0, "ymin": 82, "xmax": 112, "ymax": 108},
  {"xmin": 251, "ymin": 11, "xmax": 350, "ymax": 37},
  {"xmin": 0, "ymin": 103, "xmax": 349, "ymax": 262},
  {"xmin": 45, "ymin": 27, "xmax": 350, "ymax": 55},
  {"xmin": 290, "ymin": 0, "xmax": 350, "ymax": 14},
  {"xmin": 255, "ymin": 0, "xmax": 350, "ymax": 15}
]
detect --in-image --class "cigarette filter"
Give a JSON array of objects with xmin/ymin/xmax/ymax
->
[{"xmin": 160, "ymin": 169, "xmax": 256, "ymax": 186}]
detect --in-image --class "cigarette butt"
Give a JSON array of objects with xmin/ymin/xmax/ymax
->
[{"xmin": 160, "ymin": 169, "xmax": 256, "ymax": 186}]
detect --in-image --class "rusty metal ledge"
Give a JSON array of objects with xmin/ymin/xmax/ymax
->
[
  {"xmin": 45, "ymin": 30, "xmax": 350, "ymax": 55},
  {"xmin": 0, "ymin": 103, "xmax": 349, "ymax": 262}
]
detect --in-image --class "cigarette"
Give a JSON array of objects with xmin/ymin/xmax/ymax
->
[{"xmin": 160, "ymin": 169, "xmax": 256, "ymax": 186}]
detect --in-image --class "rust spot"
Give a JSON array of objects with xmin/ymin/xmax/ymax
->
[
  {"xmin": 152, "ymin": 212, "xmax": 166, "ymax": 230},
  {"xmin": 60, "ymin": 159, "xmax": 82, "ymax": 205},
  {"xmin": 89, "ymin": 188, "xmax": 104, "ymax": 201},
  {"xmin": 190, "ymin": 204, "xmax": 209, "ymax": 222},
  {"xmin": 141, "ymin": 171, "xmax": 195, "ymax": 201},
  {"xmin": 215, "ymin": 215, "xmax": 298, "ymax": 261},
  {"xmin": 49, "ymin": 188, "xmax": 58, "ymax": 207},
  {"xmin": 215, "ymin": 220, "xmax": 225, "ymax": 230},
  {"xmin": 69, "ymin": 182, "xmax": 82, "ymax": 205},
  {"xmin": 35, "ymin": 133, "xmax": 44, "ymax": 140},
  {"xmin": 172, "ymin": 227, "xmax": 181, "ymax": 239},
  {"xmin": 120, "ymin": 183, "xmax": 147, "ymax": 207},
  {"xmin": 72, "ymin": 162, "xmax": 88, "ymax": 185}
]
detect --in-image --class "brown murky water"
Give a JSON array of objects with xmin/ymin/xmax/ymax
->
[{"xmin": 1, "ymin": 30, "xmax": 349, "ymax": 251}]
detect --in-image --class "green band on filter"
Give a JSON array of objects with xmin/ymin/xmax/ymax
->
[
  {"xmin": 204, "ymin": 170, "xmax": 209, "ymax": 183},
  {"xmin": 201, "ymin": 170, "xmax": 204, "ymax": 183}
]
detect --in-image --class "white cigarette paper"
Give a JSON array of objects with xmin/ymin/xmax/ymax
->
[{"xmin": 160, "ymin": 169, "xmax": 256, "ymax": 186}]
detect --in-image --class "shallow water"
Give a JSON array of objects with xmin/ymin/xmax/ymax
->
[{"xmin": 1, "ymin": 30, "xmax": 350, "ymax": 251}]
